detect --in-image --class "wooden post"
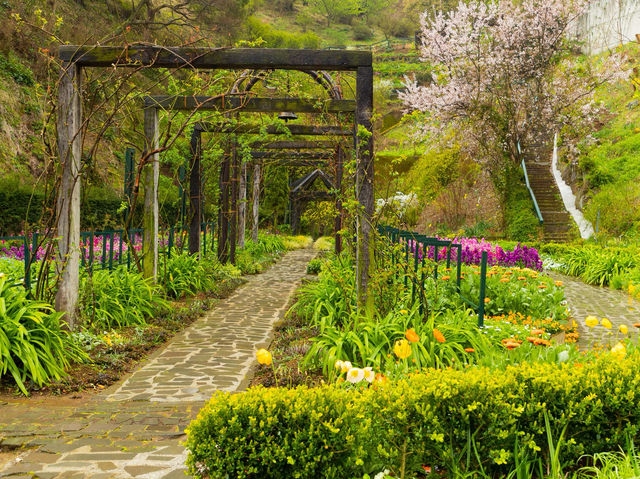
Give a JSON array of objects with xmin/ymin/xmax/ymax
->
[
  {"xmin": 334, "ymin": 143, "xmax": 344, "ymax": 254},
  {"xmin": 217, "ymin": 146, "xmax": 231, "ymax": 263},
  {"xmin": 356, "ymin": 66, "xmax": 375, "ymax": 311},
  {"xmin": 252, "ymin": 160, "xmax": 261, "ymax": 242},
  {"xmin": 229, "ymin": 140, "xmax": 239, "ymax": 264},
  {"xmin": 189, "ymin": 128, "xmax": 202, "ymax": 255},
  {"xmin": 55, "ymin": 61, "xmax": 82, "ymax": 328},
  {"xmin": 142, "ymin": 106, "xmax": 159, "ymax": 279},
  {"xmin": 238, "ymin": 159, "xmax": 247, "ymax": 249}
]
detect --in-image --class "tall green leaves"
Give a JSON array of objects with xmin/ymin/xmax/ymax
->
[
  {"xmin": 0, "ymin": 274, "xmax": 86, "ymax": 395},
  {"xmin": 80, "ymin": 267, "xmax": 168, "ymax": 328}
]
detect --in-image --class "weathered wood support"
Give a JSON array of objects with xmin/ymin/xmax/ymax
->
[
  {"xmin": 200, "ymin": 124, "xmax": 352, "ymax": 136},
  {"xmin": 356, "ymin": 66, "xmax": 375, "ymax": 311},
  {"xmin": 189, "ymin": 128, "xmax": 202, "ymax": 255},
  {"xmin": 252, "ymin": 160, "xmax": 261, "ymax": 242},
  {"xmin": 145, "ymin": 96, "xmax": 355, "ymax": 113},
  {"xmin": 60, "ymin": 46, "xmax": 371, "ymax": 71},
  {"xmin": 142, "ymin": 106, "xmax": 160, "ymax": 279},
  {"xmin": 55, "ymin": 62, "xmax": 82, "ymax": 328},
  {"xmin": 334, "ymin": 144, "xmax": 344, "ymax": 255},
  {"xmin": 238, "ymin": 160, "xmax": 247, "ymax": 249},
  {"xmin": 229, "ymin": 140, "xmax": 240, "ymax": 264},
  {"xmin": 217, "ymin": 146, "xmax": 231, "ymax": 263}
]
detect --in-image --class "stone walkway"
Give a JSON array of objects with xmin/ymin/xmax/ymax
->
[
  {"xmin": 550, "ymin": 272, "xmax": 640, "ymax": 345},
  {"xmin": 0, "ymin": 248, "xmax": 316, "ymax": 478}
]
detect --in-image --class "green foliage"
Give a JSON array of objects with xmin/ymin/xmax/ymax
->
[
  {"xmin": 352, "ymin": 21, "xmax": 373, "ymax": 41},
  {"xmin": 553, "ymin": 246, "xmax": 638, "ymax": 287},
  {"xmin": 584, "ymin": 182, "xmax": 640, "ymax": 237},
  {"xmin": 0, "ymin": 274, "xmax": 86, "ymax": 395},
  {"xmin": 504, "ymin": 171, "xmax": 541, "ymax": 242},
  {"xmin": 0, "ymin": 51, "xmax": 33, "ymax": 86},
  {"xmin": 187, "ymin": 356, "xmax": 640, "ymax": 478},
  {"xmin": 80, "ymin": 267, "xmax": 168, "ymax": 329},
  {"xmin": 306, "ymin": 257, "xmax": 324, "ymax": 274},
  {"xmin": 246, "ymin": 17, "xmax": 320, "ymax": 48},
  {"xmin": 161, "ymin": 253, "xmax": 217, "ymax": 298},
  {"xmin": 0, "ymin": 177, "xmax": 180, "ymax": 235}
]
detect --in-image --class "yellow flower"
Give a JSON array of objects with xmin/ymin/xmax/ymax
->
[
  {"xmin": 484, "ymin": 297, "xmax": 491, "ymax": 304},
  {"xmin": 585, "ymin": 316, "xmax": 599, "ymax": 328},
  {"xmin": 555, "ymin": 280, "xmax": 563, "ymax": 287},
  {"xmin": 256, "ymin": 348, "xmax": 272, "ymax": 366},
  {"xmin": 334, "ymin": 359, "xmax": 344, "ymax": 370},
  {"xmin": 399, "ymin": 309, "xmax": 408, "ymax": 315},
  {"xmin": 601, "ymin": 318, "xmax": 612, "ymax": 329},
  {"xmin": 611, "ymin": 342, "xmax": 626, "ymax": 360},
  {"xmin": 619, "ymin": 324, "xmax": 629, "ymax": 335},
  {"xmin": 393, "ymin": 339, "xmax": 412, "ymax": 359}
]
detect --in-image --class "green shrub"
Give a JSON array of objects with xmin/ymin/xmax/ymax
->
[
  {"xmin": 246, "ymin": 17, "xmax": 320, "ymax": 48},
  {"xmin": 187, "ymin": 356, "xmax": 640, "ymax": 478},
  {"xmin": 306, "ymin": 257, "xmax": 323, "ymax": 274},
  {"xmin": 0, "ymin": 52, "xmax": 34, "ymax": 86},
  {"xmin": 161, "ymin": 253, "xmax": 216, "ymax": 298},
  {"xmin": 0, "ymin": 274, "xmax": 86, "ymax": 395},
  {"xmin": 352, "ymin": 22, "xmax": 373, "ymax": 41},
  {"xmin": 80, "ymin": 267, "xmax": 168, "ymax": 329}
]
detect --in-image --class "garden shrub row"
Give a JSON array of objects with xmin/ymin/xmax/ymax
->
[{"xmin": 186, "ymin": 356, "xmax": 640, "ymax": 478}]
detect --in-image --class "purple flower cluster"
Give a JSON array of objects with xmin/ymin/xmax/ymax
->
[{"xmin": 405, "ymin": 237, "xmax": 543, "ymax": 271}]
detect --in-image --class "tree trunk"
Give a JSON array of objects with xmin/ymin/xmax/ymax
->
[{"xmin": 238, "ymin": 160, "xmax": 247, "ymax": 249}]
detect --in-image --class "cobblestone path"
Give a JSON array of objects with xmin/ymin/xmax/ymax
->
[
  {"xmin": 550, "ymin": 272, "xmax": 640, "ymax": 346},
  {"xmin": 0, "ymin": 248, "xmax": 316, "ymax": 478}
]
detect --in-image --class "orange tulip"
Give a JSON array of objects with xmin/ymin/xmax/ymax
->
[
  {"xmin": 433, "ymin": 328, "xmax": 446, "ymax": 343},
  {"xmin": 405, "ymin": 328, "xmax": 420, "ymax": 343}
]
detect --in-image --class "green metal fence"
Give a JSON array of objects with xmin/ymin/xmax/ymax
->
[
  {"xmin": 378, "ymin": 225, "xmax": 488, "ymax": 327},
  {"xmin": 0, "ymin": 221, "xmax": 216, "ymax": 292}
]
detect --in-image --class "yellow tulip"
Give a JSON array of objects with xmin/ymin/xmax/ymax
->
[
  {"xmin": 619, "ymin": 324, "xmax": 629, "ymax": 335},
  {"xmin": 393, "ymin": 339, "xmax": 411, "ymax": 359},
  {"xmin": 256, "ymin": 348, "xmax": 272, "ymax": 366},
  {"xmin": 601, "ymin": 318, "xmax": 612, "ymax": 329},
  {"xmin": 585, "ymin": 316, "xmax": 599, "ymax": 328}
]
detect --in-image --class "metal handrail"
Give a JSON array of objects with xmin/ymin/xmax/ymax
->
[{"xmin": 518, "ymin": 142, "xmax": 544, "ymax": 225}]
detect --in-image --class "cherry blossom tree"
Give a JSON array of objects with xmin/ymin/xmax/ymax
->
[{"xmin": 400, "ymin": 0, "xmax": 629, "ymax": 185}]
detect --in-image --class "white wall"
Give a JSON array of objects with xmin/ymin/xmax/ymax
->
[{"xmin": 576, "ymin": 0, "xmax": 640, "ymax": 54}]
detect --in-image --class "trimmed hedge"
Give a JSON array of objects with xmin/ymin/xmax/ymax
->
[
  {"xmin": 186, "ymin": 356, "xmax": 640, "ymax": 478},
  {"xmin": 0, "ymin": 189, "xmax": 180, "ymax": 235}
]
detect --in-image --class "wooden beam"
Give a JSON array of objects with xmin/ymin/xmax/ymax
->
[
  {"xmin": 250, "ymin": 151, "xmax": 332, "ymax": 160},
  {"xmin": 199, "ymin": 123, "xmax": 352, "ymax": 136},
  {"xmin": 145, "ymin": 96, "xmax": 355, "ymax": 113},
  {"xmin": 55, "ymin": 62, "xmax": 82, "ymax": 328},
  {"xmin": 59, "ymin": 46, "xmax": 372, "ymax": 71},
  {"xmin": 265, "ymin": 160, "xmax": 329, "ymax": 167},
  {"xmin": 249, "ymin": 140, "xmax": 337, "ymax": 149}
]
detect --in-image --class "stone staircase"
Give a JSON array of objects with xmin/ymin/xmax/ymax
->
[{"xmin": 522, "ymin": 143, "xmax": 573, "ymax": 242}]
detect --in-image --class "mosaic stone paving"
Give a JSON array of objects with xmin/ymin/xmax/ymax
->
[
  {"xmin": 550, "ymin": 272, "xmax": 640, "ymax": 345},
  {"xmin": 0, "ymin": 248, "xmax": 316, "ymax": 478}
]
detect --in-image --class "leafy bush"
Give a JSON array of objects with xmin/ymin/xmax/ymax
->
[
  {"xmin": 552, "ymin": 245, "xmax": 639, "ymax": 287},
  {"xmin": 352, "ymin": 22, "xmax": 373, "ymax": 41},
  {"xmin": 0, "ymin": 274, "xmax": 86, "ymax": 395},
  {"xmin": 0, "ymin": 51, "xmax": 34, "ymax": 86},
  {"xmin": 161, "ymin": 253, "xmax": 216, "ymax": 298},
  {"xmin": 246, "ymin": 17, "xmax": 320, "ymax": 48},
  {"xmin": 306, "ymin": 258, "xmax": 323, "ymax": 275},
  {"xmin": 187, "ymin": 355, "xmax": 640, "ymax": 478},
  {"xmin": 80, "ymin": 267, "xmax": 168, "ymax": 329}
]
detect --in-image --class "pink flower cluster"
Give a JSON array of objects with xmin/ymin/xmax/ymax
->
[{"xmin": 405, "ymin": 237, "xmax": 542, "ymax": 271}]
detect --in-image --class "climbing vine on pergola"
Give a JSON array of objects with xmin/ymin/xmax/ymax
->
[{"xmin": 56, "ymin": 46, "xmax": 374, "ymax": 325}]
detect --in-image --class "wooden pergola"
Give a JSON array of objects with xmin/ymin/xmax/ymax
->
[{"xmin": 56, "ymin": 46, "xmax": 374, "ymax": 324}]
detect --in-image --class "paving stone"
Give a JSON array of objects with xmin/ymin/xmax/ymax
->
[{"xmin": 0, "ymin": 249, "xmax": 315, "ymax": 478}]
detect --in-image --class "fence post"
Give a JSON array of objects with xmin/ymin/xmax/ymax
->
[
  {"xmin": 456, "ymin": 244, "xmax": 462, "ymax": 293},
  {"xmin": 446, "ymin": 241, "xmax": 452, "ymax": 269},
  {"xmin": 168, "ymin": 227, "xmax": 174, "ymax": 260},
  {"xmin": 89, "ymin": 231, "xmax": 95, "ymax": 273},
  {"xmin": 478, "ymin": 251, "xmax": 488, "ymax": 327},
  {"xmin": 202, "ymin": 223, "xmax": 207, "ymax": 257},
  {"xmin": 23, "ymin": 236, "xmax": 30, "ymax": 291},
  {"xmin": 118, "ymin": 230, "xmax": 124, "ymax": 267},
  {"xmin": 434, "ymin": 245, "xmax": 439, "ymax": 280},
  {"xmin": 108, "ymin": 231, "xmax": 114, "ymax": 271}
]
